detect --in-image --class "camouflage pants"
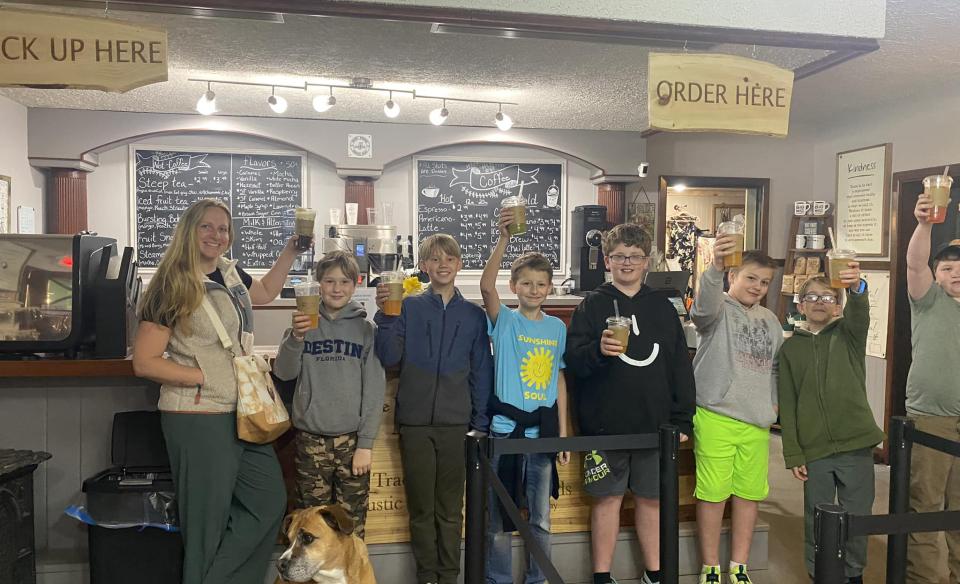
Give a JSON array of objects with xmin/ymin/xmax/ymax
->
[{"xmin": 294, "ymin": 431, "xmax": 371, "ymax": 539}]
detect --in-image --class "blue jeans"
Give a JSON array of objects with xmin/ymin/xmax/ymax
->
[{"xmin": 485, "ymin": 435, "xmax": 553, "ymax": 584}]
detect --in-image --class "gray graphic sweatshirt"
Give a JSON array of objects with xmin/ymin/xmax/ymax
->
[
  {"xmin": 273, "ymin": 301, "xmax": 386, "ymax": 449},
  {"xmin": 690, "ymin": 265, "xmax": 782, "ymax": 428}
]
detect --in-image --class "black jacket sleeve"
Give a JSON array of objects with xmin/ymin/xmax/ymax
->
[{"xmin": 563, "ymin": 298, "xmax": 609, "ymax": 378}]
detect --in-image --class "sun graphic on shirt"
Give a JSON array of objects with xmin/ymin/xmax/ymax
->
[{"xmin": 520, "ymin": 347, "xmax": 554, "ymax": 391}]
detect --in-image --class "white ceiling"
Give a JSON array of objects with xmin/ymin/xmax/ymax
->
[{"xmin": 0, "ymin": 0, "xmax": 956, "ymax": 133}]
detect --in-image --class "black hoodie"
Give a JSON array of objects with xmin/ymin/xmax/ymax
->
[{"xmin": 564, "ymin": 282, "xmax": 696, "ymax": 437}]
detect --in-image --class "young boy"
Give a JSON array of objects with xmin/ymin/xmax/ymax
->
[
  {"xmin": 480, "ymin": 209, "xmax": 570, "ymax": 584},
  {"xmin": 904, "ymin": 193, "xmax": 960, "ymax": 584},
  {"xmin": 565, "ymin": 223, "xmax": 696, "ymax": 584},
  {"xmin": 777, "ymin": 269, "xmax": 883, "ymax": 583},
  {"xmin": 691, "ymin": 241, "xmax": 781, "ymax": 584},
  {"xmin": 272, "ymin": 250, "xmax": 386, "ymax": 538},
  {"xmin": 374, "ymin": 233, "xmax": 493, "ymax": 584}
]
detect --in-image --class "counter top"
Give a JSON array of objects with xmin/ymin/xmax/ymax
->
[
  {"xmin": 257, "ymin": 294, "xmax": 584, "ymax": 309},
  {"xmin": 0, "ymin": 358, "xmax": 136, "ymax": 378}
]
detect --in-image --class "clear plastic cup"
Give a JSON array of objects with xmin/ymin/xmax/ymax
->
[
  {"xmin": 923, "ymin": 175, "xmax": 953, "ymax": 224},
  {"xmin": 500, "ymin": 196, "xmax": 527, "ymax": 236},
  {"xmin": 382, "ymin": 271, "xmax": 404, "ymax": 316},
  {"xmin": 605, "ymin": 316, "xmax": 631, "ymax": 353},
  {"xmin": 827, "ymin": 249, "xmax": 856, "ymax": 288},
  {"xmin": 717, "ymin": 220, "xmax": 744, "ymax": 268},
  {"xmin": 345, "ymin": 203, "xmax": 358, "ymax": 225},
  {"xmin": 294, "ymin": 281, "xmax": 321, "ymax": 328},
  {"xmin": 329, "ymin": 207, "xmax": 342, "ymax": 225},
  {"xmin": 294, "ymin": 208, "xmax": 317, "ymax": 252}
]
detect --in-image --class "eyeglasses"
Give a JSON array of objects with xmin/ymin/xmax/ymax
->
[
  {"xmin": 608, "ymin": 254, "xmax": 650, "ymax": 265},
  {"xmin": 801, "ymin": 293, "xmax": 838, "ymax": 304}
]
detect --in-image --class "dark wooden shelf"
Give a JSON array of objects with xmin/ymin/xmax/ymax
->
[
  {"xmin": 0, "ymin": 359, "xmax": 134, "ymax": 378},
  {"xmin": 788, "ymin": 248, "xmax": 829, "ymax": 253}
]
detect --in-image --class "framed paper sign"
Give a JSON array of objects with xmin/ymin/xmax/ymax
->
[
  {"xmin": 0, "ymin": 176, "xmax": 10, "ymax": 234},
  {"xmin": 835, "ymin": 143, "xmax": 892, "ymax": 256}
]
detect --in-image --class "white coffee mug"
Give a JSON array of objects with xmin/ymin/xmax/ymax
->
[
  {"xmin": 794, "ymin": 201, "xmax": 812, "ymax": 216},
  {"xmin": 809, "ymin": 234, "xmax": 826, "ymax": 249},
  {"xmin": 813, "ymin": 201, "xmax": 832, "ymax": 215},
  {"xmin": 795, "ymin": 234, "xmax": 807, "ymax": 248}
]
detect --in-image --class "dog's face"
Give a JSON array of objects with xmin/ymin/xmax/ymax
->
[{"xmin": 276, "ymin": 506, "xmax": 356, "ymax": 583}]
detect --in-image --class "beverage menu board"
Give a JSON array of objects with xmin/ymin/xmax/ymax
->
[
  {"xmin": 133, "ymin": 147, "xmax": 304, "ymax": 269},
  {"xmin": 415, "ymin": 158, "xmax": 564, "ymax": 271}
]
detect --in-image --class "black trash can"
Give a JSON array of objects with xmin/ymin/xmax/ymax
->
[{"xmin": 82, "ymin": 411, "xmax": 183, "ymax": 584}]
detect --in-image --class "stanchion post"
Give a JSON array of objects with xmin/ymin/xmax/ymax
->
[
  {"xmin": 659, "ymin": 425, "xmax": 680, "ymax": 584},
  {"xmin": 814, "ymin": 504, "xmax": 847, "ymax": 584},
  {"xmin": 887, "ymin": 416, "xmax": 914, "ymax": 584},
  {"xmin": 464, "ymin": 433, "xmax": 488, "ymax": 584}
]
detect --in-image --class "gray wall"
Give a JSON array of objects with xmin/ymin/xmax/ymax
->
[{"xmin": 0, "ymin": 95, "xmax": 45, "ymax": 230}]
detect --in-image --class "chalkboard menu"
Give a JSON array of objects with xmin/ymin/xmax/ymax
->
[
  {"xmin": 416, "ymin": 159, "xmax": 564, "ymax": 271},
  {"xmin": 132, "ymin": 147, "xmax": 304, "ymax": 269}
]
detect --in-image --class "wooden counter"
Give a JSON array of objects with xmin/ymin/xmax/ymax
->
[{"xmin": 0, "ymin": 358, "xmax": 134, "ymax": 378}]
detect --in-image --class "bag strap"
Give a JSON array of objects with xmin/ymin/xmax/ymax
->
[{"xmin": 201, "ymin": 295, "xmax": 238, "ymax": 355}]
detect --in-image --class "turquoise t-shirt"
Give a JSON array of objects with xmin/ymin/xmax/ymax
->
[{"xmin": 488, "ymin": 304, "xmax": 567, "ymax": 438}]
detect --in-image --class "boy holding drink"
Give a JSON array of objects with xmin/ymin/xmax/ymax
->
[
  {"xmin": 691, "ymin": 241, "xmax": 781, "ymax": 584},
  {"xmin": 904, "ymin": 193, "xmax": 960, "ymax": 584},
  {"xmin": 480, "ymin": 208, "xmax": 570, "ymax": 584},
  {"xmin": 374, "ymin": 234, "xmax": 493, "ymax": 584},
  {"xmin": 565, "ymin": 223, "xmax": 696, "ymax": 584},
  {"xmin": 777, "ymin": 268, "xmax": 882, "ymax": 583},
  {"xmin": 272, "ymin": 251, "xmax": 386, "ymax": 538}
]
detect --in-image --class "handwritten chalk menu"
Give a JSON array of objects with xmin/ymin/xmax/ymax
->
[
  {"xmin": 133, "ymin": 148, "xmax": 304, "ymax": 268},
  {"xmin": 835, "ymin": 144, "xmax": 891, "ymax": 257},
  {"xmin": 416, "ymin": 159, "xmax": 564, "ymax": 271}
]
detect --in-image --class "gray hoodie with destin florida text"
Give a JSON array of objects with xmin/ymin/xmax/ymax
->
[{"xmin": 273, "ymin": 300, "xmax": 386, "ymax": 449}]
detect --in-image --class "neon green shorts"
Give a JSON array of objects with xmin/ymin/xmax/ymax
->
[{"xmin": 693, "ymin": 407, "xmax": 770, "ymax": 502}]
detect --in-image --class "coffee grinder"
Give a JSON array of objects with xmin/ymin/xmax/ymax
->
[{"xmin": 571, "ymin": 205, "xmax": 607, "ymax": 293}]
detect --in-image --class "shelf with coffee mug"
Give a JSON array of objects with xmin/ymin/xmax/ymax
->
[{"xmin": 776, "ymin": 212, "xmax": 835, "ymax": 323}]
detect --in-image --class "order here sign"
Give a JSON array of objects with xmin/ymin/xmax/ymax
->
[
  {"xmin": 647, "ymin": 52, "xmax": 794, "ymax": 137},
  {"xmin": 0, "ymin": 8, "xmax": 167, "ymax": 92}
]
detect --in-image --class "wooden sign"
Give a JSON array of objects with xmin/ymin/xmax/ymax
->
[
  {"xmin": 0, "ymin": 8, "xmax": 167, "ymax": 92},
  {"xmin": 648, "ymin": 52, "xmax": 794, "ymax": 137},
  {"xmin": 835, "ymin": 143, "xmax": 892, "ymax": 256}
]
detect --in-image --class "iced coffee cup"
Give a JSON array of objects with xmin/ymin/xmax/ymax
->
[
  {"xmin": 827, "ymin": 249, "xmax": 856, "ymax": 289},
  {"xmin": 295, "ymin": 208, "xmax": 317, "ymax": 251},
  {"xmin": 501, "ymin": 196, "xmax": 527, "ymax": 236},
  {"xmin": 923, "ymin": 174, "xmax": 953, "ymax": 224},
  {"xmin": 605, "ymin": 316, "xmax": 631, "ymax": 353},
  {"xmin": 717, "ymin": 220, "xmax": 745, "ymax": 269},
  {"xmin": 382, "ymin": 271, "xmax": 404, "ymax": 317},
  {"xmin": 294, "ymin": 281, "xmax": 321, "ymax": 328}
]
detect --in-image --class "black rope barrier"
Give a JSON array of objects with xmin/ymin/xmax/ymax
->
[
  {"xmin": 812, "ymin": 417, "xmax": 960, "ymax": 584},
  {"xmin": 463, "ymin": 427, "xmax": 681, "ymax": 584}
]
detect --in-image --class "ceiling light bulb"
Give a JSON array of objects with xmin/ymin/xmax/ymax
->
[
  {"xmin": 313, "ymin": 94, "xmax": 336, "ymax": 113},
  {"xmin": 196, "ymin": 90, "xmax": 217, "ymax": 115},
  {"xmin": 267, "ymin": 94, "xmax": 288, "ymax": 114},
  {"xmin": 383, "ymin": 99, "xmax": 400, "ymax": 118},
  {"xmin": 495, "ymin": 111, "xmax": 513, "ymax": 131},
  {"xmin": 673, "ymin": 184, "xmax": 687, "ymax": 193},
  {"xmin": 429, "ymin": 106, "xmax": 449, "ymax": 126}
]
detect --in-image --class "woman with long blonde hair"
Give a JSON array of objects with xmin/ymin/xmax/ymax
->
[{"xmin": 133, "ymin": 198, "xmax": 299, "ymax": 584}]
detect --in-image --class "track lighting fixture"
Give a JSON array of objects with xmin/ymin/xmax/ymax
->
[
  {"xmin": 267, "ymin": 87, "xmax": 287, "ymax": 114},
  {"xmin": 383, "ymin": 91, "xmax": 401, "ymax": 118},
  {"xmin": 495, "ymin": 105, "xmax": 514, "ymax": 131},
  {"xmin": 196, "ymin": 82, "xmax": 216, "ymax": 115},
  {"xmin": 429, "ymin": 100, "xmax": 449, "ymax": 126}
]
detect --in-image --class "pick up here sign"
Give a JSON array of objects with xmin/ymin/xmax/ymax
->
[
  {"xmin": 648, "ymin": 52, "xmax": 794, "ymax": 137},
  {"xmin": 0, "ymin": 8, "xmax": 167, "ymax": 92}
]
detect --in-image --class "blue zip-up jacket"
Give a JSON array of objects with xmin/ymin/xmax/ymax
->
[{"xmin": 374, "ymin": 286, "xmax": 493, "ymax": 431}]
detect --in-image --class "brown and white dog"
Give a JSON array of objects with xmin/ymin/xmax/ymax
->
[{"xmin": 275, "ymin": 506, "xmax": 376, "ymax": 584}]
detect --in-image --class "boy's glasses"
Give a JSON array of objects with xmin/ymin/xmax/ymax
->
[
  {"xmin": 608, "ymin": 254, "xmax": 650, "ymax": 265},
  {"xmin": 801, "ymin": 293, "xmax": 838, "ymax": 304}
]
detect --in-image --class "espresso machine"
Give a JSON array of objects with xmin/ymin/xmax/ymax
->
[
  {"xmin": 322, "ymin": 224, "xmax": 399, "ymax": 286},
  {"xmin": 571, "ymin": 205, "xmax": 607, "ymax": 293}
]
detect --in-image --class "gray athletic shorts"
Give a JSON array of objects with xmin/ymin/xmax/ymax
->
[{"xmin": 583, "ymin": 448, "xmax": 660, "ymax": 499}]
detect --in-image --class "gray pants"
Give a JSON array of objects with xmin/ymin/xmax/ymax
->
[{"xmin": 803, "ymin": 448, "xmax": 875, "ymax": 578}]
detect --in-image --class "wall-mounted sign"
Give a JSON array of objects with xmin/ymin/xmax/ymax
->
[
  {"xmin": 0, "ymin": 8, "xmax": 167, "ymax": 92},
  {"xmin": 835, "ymin": 143, "xmax": 892, "ymax": 257},
  {"xmin": 647, "ymin": 52, "xmax": 794, "ymax": 137},
  {"xmin": 347, "ymin": 134, "xmax": 373, "ymax": 158}
]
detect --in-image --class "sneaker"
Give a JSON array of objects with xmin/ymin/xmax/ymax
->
[
  {"xmin": 699, "ymin": 566, "xmax": 721, "ymax": 583},
  {"xmin": 729, "ymin": 565, "xmax": 753, "ymax": 583},
  {"xmin": 639, "ymin": 573, "xmax": 657, "ymax": 584}
]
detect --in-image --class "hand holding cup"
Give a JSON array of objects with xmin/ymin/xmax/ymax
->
[
  {"xmin": 839, "ymin": 260, "xmax": 862, "ymax": 288},
  {"xmin": 498, "ymin": 208, "xmax": 514, "ymax": 239},
  {"xmin": 600, "ymin": 329, "xmax": 624, "ymax": 356},
  {"xmin": 914, "ymin": 193, "xmax": 934, "ymax": 224},
  {"xmin": 375, "ymin": 283, "xmax": 390, "ymax": 312},
  {"xmin": 712, "ymin": 234, "xmax": 738, "ymax": 270},
  {"xmin": 291, "ymin": 311, "xmax": 314, "ymax": 339}
]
